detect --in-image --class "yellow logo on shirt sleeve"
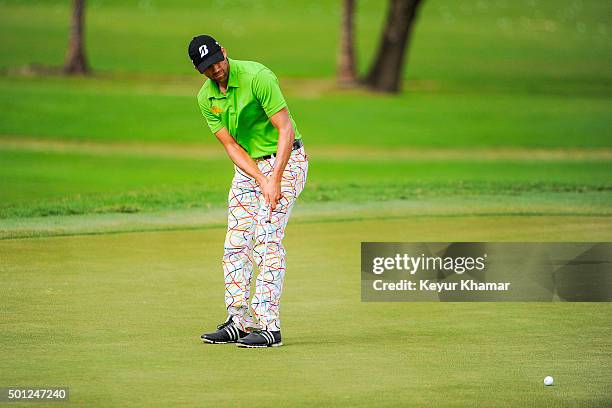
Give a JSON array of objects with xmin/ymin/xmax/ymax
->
[{"xmin": 211, "ymin": 106, "xmax": 223, "ymax": 114}]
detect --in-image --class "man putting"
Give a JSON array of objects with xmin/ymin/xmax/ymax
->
[{"xmin": 188, "ymin": 35, "xmax": 308, "ymax": 348}]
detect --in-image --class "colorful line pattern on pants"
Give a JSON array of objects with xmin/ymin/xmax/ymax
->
[{"xmin": 223, "ymin": 146, "xmax": 308, "ymax": 331}]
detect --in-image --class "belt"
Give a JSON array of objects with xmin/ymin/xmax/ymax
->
[{"xmin": 256, "ymin": 139, "xmax": 303, "ymax": 161}]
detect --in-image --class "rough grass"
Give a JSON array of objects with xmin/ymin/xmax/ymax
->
[
  {"xmin": 0, "ymin": 1, "xmax": 611, "ymax": 149},
  {"xmin": 0, "ymin": 75, "xmax": 610, "ymax": 148},
  {"xmin": 1, "ymin": 0, "xmax": 610, "ymax": 82},
  {"xmin": 1, "ymin": 146, "xmax": 610, "ymax": 220}
]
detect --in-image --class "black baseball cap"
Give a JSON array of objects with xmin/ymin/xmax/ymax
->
[{"xmin": 188, "ymin": 35, "xmax": 224, "ymax": 73}]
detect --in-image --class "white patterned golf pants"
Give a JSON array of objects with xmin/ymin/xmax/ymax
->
[{"xmin": 223, "ymin": 146, "xmax": 308, "ymax": 331}]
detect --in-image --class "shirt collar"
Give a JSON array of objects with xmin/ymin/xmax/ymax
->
[
  {"xmin": 208, "ymin": 58, "xmax": 238, "ymax": 99},
  {"xmin": 227, "ymin": 58, "xmax": 239, "ymax": 89}
]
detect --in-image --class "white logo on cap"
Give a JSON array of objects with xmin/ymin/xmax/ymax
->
[{"xmin": 199, "ymin": 45, "xmax": 209, "ymax": 58}]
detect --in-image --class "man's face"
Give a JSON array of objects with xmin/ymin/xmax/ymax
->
[{"xmin": 203, "ymin": 49, "xmax": 229, "ymax": 83}]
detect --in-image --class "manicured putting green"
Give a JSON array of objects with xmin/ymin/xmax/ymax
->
[{"xmin": 1, "ymin": 216, "xmax": 611, "ymax": 407}]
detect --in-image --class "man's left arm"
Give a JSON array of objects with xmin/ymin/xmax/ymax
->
[
  {"xmin": 252, "ymin": 68, "xmax": 296, "ymax": 211},
  {"xmin": 261, "ymin": 108, "xmax": 294, "ymax": 210}
]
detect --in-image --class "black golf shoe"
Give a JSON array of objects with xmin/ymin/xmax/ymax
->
[
  {"xmin": 200, "ymin": 317, "xmax": 248, "ymax": 344},
  {"xmin": 237, "ymin": 330, "xmax": 282, "ymax": 348}
]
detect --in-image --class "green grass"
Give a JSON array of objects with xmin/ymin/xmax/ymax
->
[
  {"xmin": 1, "ymin": 219, "xmax": 611, "ymax": 407},
  {"xmin": 0, "ymin": 1, "xmax": 609, "ymax": 229},
  {"xmin": 1, "ymin": 75, "xmax": 610, "ymax": 148},
  {"xmin": 1, "ymin": 147, "xmax": 610, "ymax": 219},
  {"xmin": 1, "ymin": 0, "xmax": 610, "ymax": 83},
  {"xmin": 3, "ymin": 196, "xmax": 612, "ymax": 240},
  {"xmin": 1, "ymin": 1, "xmax": 611, "ymax": 405},
  {"xmin": 0, "ymin": 0, "xmax": 610, "ymax": 150}
]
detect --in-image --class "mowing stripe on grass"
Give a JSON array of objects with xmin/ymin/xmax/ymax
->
[
  {"xmin": 2, "ymin": 197, "xmax": 611, "ymax": 240},
  {"xmin": 2, "ymin": 137, "xmax": 612, "ymax": 162}
]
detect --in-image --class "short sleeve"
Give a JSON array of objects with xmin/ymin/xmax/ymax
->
[
  {"xmin": 252, "ymin": 68, "xmax": 287, "ymax": 117},
  {"xmin": 198, "ymin": 97, "xmax": 224, "ymax": 134}
]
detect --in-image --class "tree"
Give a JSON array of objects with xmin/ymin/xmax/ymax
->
[
  {"xmin": 337, "ymin": 0, "xmax": 357, "ymax": 86},
  {"xmin": 363, "ymin": 0, "xmax": 423, "ymax": 93},
  {"xmin": 337, "ymin": 0, "xmax": 424, "ymax": 93},
  {"xmin": 63, "ymin": 0, "xmax": 89, "ymax": 75}
]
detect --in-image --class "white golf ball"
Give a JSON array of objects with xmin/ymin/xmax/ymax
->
[{"xmin": 544, "ymin": 376, "xmax": 554, "ymax": 386}]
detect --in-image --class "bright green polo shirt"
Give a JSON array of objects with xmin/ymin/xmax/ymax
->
[{"xmin": 197, "ymin": 58, "xmax": 301, "ymax": 158}]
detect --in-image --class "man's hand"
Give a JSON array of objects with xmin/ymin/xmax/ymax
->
[
  {"xmin": 260, "ymin": 177, "xmax": 282, "ymax": 211},
  {"xmin": 214, "ymin": 107, "xmax": 295, "ymax": 213},
  {"xmin": 257, "ymin": 108, "xmax": 294, "ymax": 212}
]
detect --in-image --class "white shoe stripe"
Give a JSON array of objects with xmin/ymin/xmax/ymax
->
[
  {"xmin": 224, "ymin": 326, "xmax": 235, "ymax": 341},
  {"xmin": 262, "ymin": 331, "xmax": 273, "ymax": 344}
]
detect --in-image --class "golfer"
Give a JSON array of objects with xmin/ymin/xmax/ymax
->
[{"xmin": 188, "ymin": 35, "xmax": 308, "ymax": 348}]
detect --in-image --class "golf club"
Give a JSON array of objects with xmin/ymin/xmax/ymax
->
[{"xmin": 261, "ymin": 205, "xmax": 273, "ymax": 272}]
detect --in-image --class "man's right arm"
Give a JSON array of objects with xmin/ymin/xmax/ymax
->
[{"xmin": 214, "ymin": 127, "xmax": 268, "ymax": 189}]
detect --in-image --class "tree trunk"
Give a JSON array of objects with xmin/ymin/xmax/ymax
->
[
  {"xmin": 337, "ymin": 0, "xmax": 357, "ymax": 86},
  {"xmin": 63, "ymin": 0, "xmax": 89, "ymax": 75},
  {"xmin": 363, "ymin": 0, "xmax": 422, "ymax": 93}
]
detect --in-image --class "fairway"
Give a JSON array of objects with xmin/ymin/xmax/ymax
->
[{"xmin": 1, "ymin": 216, "xmax": 611, "ymax": 407}]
